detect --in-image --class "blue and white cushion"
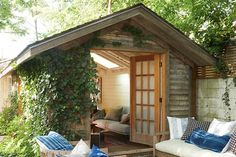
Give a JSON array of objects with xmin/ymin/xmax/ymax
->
[
  {"xmin": 36, "ymin": 131, "xmax": 73, "ymax": 150},
  {"xmin": 89, "ymin": 145, "xmax": 108, "ymax": 157},
  {"xmin": 167, "ymin": 116, "xmax": 189, "ymax": 139},
  {"xmin": 186, "ymin": 128, "xmax": 230, "ymax": 152}
]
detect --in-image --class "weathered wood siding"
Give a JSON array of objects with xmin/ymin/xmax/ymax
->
[
  {"xmin": 0, "ymin": 73, "xmax": 13, "ymax": 111},
  {"xmin": 168, "ymin": 53, "xmax": 192, "ymax": 117}
]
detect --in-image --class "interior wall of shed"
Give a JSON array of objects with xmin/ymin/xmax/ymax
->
[{"xmin": 97, "ymin": 67, "xmax": 130, "ymax": 113}]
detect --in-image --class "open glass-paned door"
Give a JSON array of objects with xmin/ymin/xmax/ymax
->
[{"xmin": 130, "ymin": 54, "xmax": 166, "ymax": 146}]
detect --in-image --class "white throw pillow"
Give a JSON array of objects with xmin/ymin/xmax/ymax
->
[
  {"xmin": 208, "ymin": 118, "xmax": 236, "ymax": 136},
  {"xmin": 208, "ymin": 118, "xmax": 236, "ymax": 153},
  {"xmin": 35, "ymin": 139, "xmax": 49, "ymax": 151},
  {"xmin": 167, "ymin": 116, "xmax": 189, "ymax": 139},
  {"xmin": 69, "ymin": 139, "xmax": 91, "ymax": 157}
]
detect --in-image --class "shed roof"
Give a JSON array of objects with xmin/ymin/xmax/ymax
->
[{"xmin": 0, "ymin": 3, "xmax": 215, "ymax": 77}]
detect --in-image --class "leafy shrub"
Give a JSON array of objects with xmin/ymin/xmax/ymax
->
[
  {"xmin": 0, "ymin": 91, "xmax": 18, "ymax": 135},
  {"xmin": 0, "ymin": 117, "xmax": 40, "ymax": 157}
]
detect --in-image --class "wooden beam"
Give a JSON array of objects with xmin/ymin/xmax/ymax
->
[
  {"xmin": 106, "ymin": 50, "xmax": 130, "ymax": 63},
  {"xmin": 161, "ymin": 53, "xmax": 166, "ymax": 131},
  {"xmin": 154, "ymin": 55, "xmax": 160, "ymax": 133},
  {"xmin": 101, "ymin": 50, "xmax": 130, "ymax": 64},
  {"xmin": 95, "ymin": 51, "xmax": 129, "ymax": 67},
  {"xmin": 130, "ymin": 57, "xmax": 136, "ymax": 142}
]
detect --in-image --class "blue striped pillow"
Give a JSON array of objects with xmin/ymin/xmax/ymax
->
[
  {"xmin": 37, "ymin": 131, "xmax": 73, "ymax": 150},
  {"xmin": 186, "ymin": 128, "xmax": 230, "ymax": 152}
]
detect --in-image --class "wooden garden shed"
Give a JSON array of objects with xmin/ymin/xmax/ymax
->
[{"xmin": 0, "ymin": 4, "xmax": 215, "ymax": 146}]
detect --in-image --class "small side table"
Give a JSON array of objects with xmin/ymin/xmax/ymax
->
[{"xmin": 90, "ymin": 132, "xmax": 101, "ymax": 148}]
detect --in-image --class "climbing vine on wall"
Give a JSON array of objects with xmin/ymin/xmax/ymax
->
[
  {"xmin": 122, "ymin": 24, "xmax": 153, "ymax": 47},
  {"xmin": 222, "ymin": 79, "xmax": 231, "ymax": 121},
  {"xmin": 17, "ymin": 36, "xmax": 100, "ymax": 140}
]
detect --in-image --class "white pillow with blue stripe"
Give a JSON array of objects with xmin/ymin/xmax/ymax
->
[
  {"xmin": 167, "ymin": 116, "xmax": 189, "ymax": 139},
  {"xmin": 36, "ymin": 131, "xmax": 73, "ymax": 150}
]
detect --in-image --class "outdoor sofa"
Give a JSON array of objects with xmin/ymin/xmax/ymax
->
[
  {"xmin": 154, "ymin": 118, "xmax": 236, "ymax": 157},
  {"xmin": 91, "ymin": 107, "xmax": 130, "ymax": 135}
]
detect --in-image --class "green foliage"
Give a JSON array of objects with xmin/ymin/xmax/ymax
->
[
  {"xmin": 0, "ymin": 117, "xmax": 40, "ymax": 157},
  {"xmin": 0, "ymin": 91, "xmax": 18, "ymax": 135},
  {"xmin": 0, "ymin": 33, "xmax": 101, "ymax": 157},
  {"xmin": 214, "ymin": 58, "xmax": 230, "ymax": 78},
  {"xmin": 222, "ymin": 79, "xmax": 231, "ymax": 121},
  {"xmin": 112, "ymin": 0, "xmax": 236, "ymax": 76},
  {"xmin": 122, "ymin": 24, "xmax": 152, "ymax": 47},
  {"xmin": 17, "ymin": 39, "xmax": 98, "ymax": 140},
  {"xmin": 233, "ymin": 77, "xmax": 236, "ymax": 87},
  {"xmin": 0, "ymin": 0, "xmax": 26, "ymax": 34},
  {"xmin": 38, "ymin": 0, "xmax": 108, "ymax": 36}
]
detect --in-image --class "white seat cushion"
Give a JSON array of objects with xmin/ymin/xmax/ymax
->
[
  {"xmin": 155, "ymin": 139, "xmax": 236, "ymax": 157},
  {"xmin": 92, "ymin": 119, "xmax": 130, "ymax": 135},
  {"xmin": 107, "ymin": 121, "xmax": 130, "ymax": 135}
]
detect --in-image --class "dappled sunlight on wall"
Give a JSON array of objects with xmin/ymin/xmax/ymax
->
[{"xmin": 197, "ymin": 78, "xmax": 236, "ymax": 121}]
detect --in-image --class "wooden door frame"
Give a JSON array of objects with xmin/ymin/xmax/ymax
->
[{"xmin": 130, "ymin": 53, "xmax": 167, "ymax": 145}]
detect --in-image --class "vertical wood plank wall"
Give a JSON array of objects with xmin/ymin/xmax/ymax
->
[
  {"xmin": 168, "ymin": 53, "xmax": 192, "ymax": 117},
  {"xmin": 0, "ymin": 73, "xmax": 12, "ymax": 111},
  {"xmin": 97, "ymin": 68, "xmax": 130, "ymax": 112}
]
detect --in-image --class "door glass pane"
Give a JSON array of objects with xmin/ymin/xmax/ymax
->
[
  {"xmin": 142, "ymin": 91, "xmax": 148, "ymax": 104},
  {"xmin": 143, "ymin": 106, "xmax": 148, "ymax": 120},
  {"xmin": 150, "ymin": 76, "xmax": 154, "ymax": 89},
  {"xmin": 142, "ymin": 61, "xmax": 148, "ymax": 74},
  {"xmin": 143, "ymin": 121, "xmax": 148, "ymax": 134},
  {"xmin": 142, "ymin": 76, "xmax": 148, "ymax": 89},
  {"xmin": 150, "ymin": 122, "xmax": 155, "ymax": 135},
  {"xmin": 136, "ymin": 62, "xmax": 141, "ymax": 75},
  {"xmin": 149, "ymin": 61, "xmax": 154, "ymax": 74},
  {"xmin": 136, "ymin": 76, "xmax": 141, "ymax": 89},
  {"xmin": 149, "ymin": 91, "xmax": 154, "ymax": 105},
  {"xmin": 150, "ymin": 106, "xmax": 155, "ymax": 120},
  {"xmin": 136, "ymin": 91, "xmax": 141, "ymax": 104},
  {"xmin": 136, "ymin": 120, "xmax": 141, "ymax": 133},
  {"xmin": 136, "ymin": 106, "xmax": 141, "ymax": 119}
]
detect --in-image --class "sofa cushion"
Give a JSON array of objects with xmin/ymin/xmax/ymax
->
[
  {"xmin": 120, "ymin": 114, "xmax": 130, "ymax": 124},
  {"xmin": 155, "ymin": 139, "xmax": 236, "ymax": 157},
  {"xmin": 181, "ymin": 119, "xmax": 210, "ymax": 140},
  {"xmin": 187, "ymin": 128, "xmax": 230, "ymax": 152},
  {"xmin": 70, "ymin": 139, "xmax": 90, "ymax": 156},
  {"xmin": 104, "ymin": 107, "xmax": 123, "ymax": 121},
  {"xmin": 229, "ymin": 129, "xmax": 236, "ymax": 155},
  {"xmin": 208, "ymin": 119, "xmax": 236, "ymax": 153},
  {"xmin": 89, "ymin": 145, "xmax": 108, "ymax": 157},
  {"xmin": 107, "ymin": 121, "xmax": 130, "ymax": 135},
  {"xmin": 92, "ymin": 119, "xmax": 130, "ymax": 135},
  {"xmin": 36, "ymin": 131, "xmax": 73, "ymax": 150},
  {"xmin": 208, "ymin": 119, "xmax": 236, "ymax": 136},
  {"xmin": 91, "ymin": 109, "xmax": 106, "ymax": 121},
  {"xmin": 167, "ymin": 116, "xmax": 189, "ymax": 139}
]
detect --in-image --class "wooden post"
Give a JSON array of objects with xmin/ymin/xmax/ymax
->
[
  {"xmin": 17, "ymin": 76, "xmax": 22, "ymax": 115},
  {"xmin": 191, "ymin": 66, "xmax": 197, "ymax": 117},
  {"xmin": 161, "ymin": 53, "xmax": 166, "ymax": 131}
]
